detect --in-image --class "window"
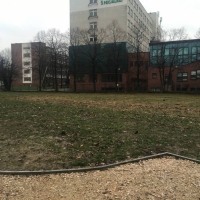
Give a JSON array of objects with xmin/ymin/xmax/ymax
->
[
  {"xmin": 192, "ymin": 46, "xmax": 200, "ymax": 54},
  {"xmin": 76, "ymin": 74, "xmax": 85, "ymax": 82},
  {"xmin": 191, "ymin": 71, "xmax": 197, "ymax": 79},
  {"xmin": 24, "ymin": 69, "xmax": 31, "ymax": 74},
  {"xmin": 183, "ymin": 47, "xmax": 189, "ymax": 55},
  {"xmin": 165, "ymin": 74, "xmax": 172, "ymax": 85},
  {"xmin": 197, "ymin": 70, "xmax": 200, "ymax": 78},
  {"xmin": 89, "ymin": 9, "xmax": 97, "ymax": 17},
  {"xmin": 152, "ymin": 49, "xmax": 157, "ymax": 57},
  {"xmin": 165, "ymin": 49, "xmax": 169, "ymax": 55},
  {"xmin": 89, "ymin": 74, "xmax": 97, "ymax": 82},
  {"xmin": 183, "ymin": 55, "xmax": 189, "ymax": 63},
  {"xmin": 90, "ymin": 22, "xmax": 97, "ymax": 29},
  {"xmin": 24, "ymin": 77, "xmax": 31, "ymax": 82},
  {"xmin": 152, "ymin": 73, "xmax": 157, "ymax": 79},
  {"xmin": 130, "ymin": 9, "xmax": 133, "ymax": 17},
  {"xmin": 90, "ymin": 36, "xmax": 97, "ymax": 42},
  {"xmin": 24, "ymin": 53, "xmax": 30, "ymax": 58},
  {"xmin": 135, "ymin": 61, "xmax": 143, "ymax": 66},
  {"xmin": 101, "ymin": 74, "xmax": 122, "ymax": 82},
  {"xmin": 192, "ymin": 46, "xmax": 200, "ymax": 62},
  {"xmin": 169, "ymin": 49, "xmax": 175, "ymax": 55},
  {"xmin": 128, "ymin": 6, "xmax": 130, "ymax": 14},
  {"xmin": 24, "ymin": 62, "xmax": 30, "ymax": 66},
  {"xmin": 23, "ymin": 47, "xmax": 30, "ymax": 50},
  {"xmin": 90, "ymin": 0, "xmax": 97, "ymax": 3},
  {"xmin": 177, "ymin": 72, "xmax": 188, "ymax": 82}
]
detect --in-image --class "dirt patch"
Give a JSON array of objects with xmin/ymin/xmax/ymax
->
[{"xmin": 0, "ymin": 157, "xmax": 199, "ymax": 199}]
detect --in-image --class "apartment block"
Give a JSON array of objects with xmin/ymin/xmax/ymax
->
[
  {"xmin": 70, "ymin": 0, "xmax": 161, "ymax": 51},
  {"xmin": 11, "ymin": 42, "xmax": 46, "ymax": 87}
]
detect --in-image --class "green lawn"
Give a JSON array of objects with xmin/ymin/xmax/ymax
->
[{"xmin": 0, "ymin": 92, "xmax": 199, "ymax": 170}]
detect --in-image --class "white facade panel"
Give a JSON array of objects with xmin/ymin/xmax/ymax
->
[
  {"xmin": 70, "ymin": 0, "xmax": 127, "ymax": 13},
  {"xmin": 70, "ymin": 0, "xmax": 161, "ymax": 50},
  {"xmin": 22, "ymin": 43, "xmax": 32, "ymax": 84}
]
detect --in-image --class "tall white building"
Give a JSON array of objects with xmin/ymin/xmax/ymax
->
[{"xmin": 70, "ymin": 0, "xmax": 161, "ymax": 51}]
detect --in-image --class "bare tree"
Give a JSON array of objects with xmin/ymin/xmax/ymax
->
[
  {"xmin": 128, "ymin": 22, "xmax": 149, "ymax": 90},
  {"xmin": 80, "ymin": 28, "xmax": 106, "ymax": 92},
  {"xmin": 195, "ymin": 28, "xmax": 200, "ymax": 39},
  {"xmin": 46, "ymin": 29, "xmax": 68, "ymax": 92},
  {"xmin": 167, "ymin": 27, "xmax": 188, "ymax": 41},
  {"xmin": 0, "ymin": 48, "xmax": 20, "ymax": 91},
  {"xmin": 33, "ymin": 29, "xmax": 68, "ymax": 92},
  {"xmin": 31, "ymin": 39, "xmax": 47, "ymax": 91},
  {"xmin": 105, "ymin": 20, "xmax": 127, "ymax": 91},
  {"xmin": 67, "ymin": 28, "xmax": 82, "ymax": 92},
  {"xmin": 150, "ymin": 27, "xmax": 190, "ymax": 92}
]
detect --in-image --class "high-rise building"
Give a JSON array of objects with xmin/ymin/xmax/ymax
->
[{"xmin": 70, "ymin": 0, "xmax": 161, "ymax": 51}]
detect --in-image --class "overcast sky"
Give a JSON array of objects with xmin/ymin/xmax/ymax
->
[{"xmin": 0, "ymin": 0, "xmax": 199, "ymax": 51}]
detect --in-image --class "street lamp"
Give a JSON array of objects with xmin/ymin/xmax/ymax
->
[
  {"xmin": 175, "ymin": 66, "xmax": 178, "ymax": 92},
  {"xmin": 117, "ymin": 68, "xmax": 120, "ymax": 92}
]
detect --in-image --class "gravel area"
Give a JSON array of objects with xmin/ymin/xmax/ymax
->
[{"xmin": 0, "ymin": 157, "xmax": 200, "ymax": 200}]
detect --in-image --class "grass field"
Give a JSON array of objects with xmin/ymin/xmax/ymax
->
[{"xmin": 0, "ymin": 92, "xmax": 200, "ymax": 171}]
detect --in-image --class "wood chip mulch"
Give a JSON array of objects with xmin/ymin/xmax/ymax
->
[{"xmin": 0, "ymin": 157, "xmax": 200, "ymax": 200}]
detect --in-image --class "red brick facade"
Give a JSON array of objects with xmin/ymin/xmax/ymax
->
[
  {"xmin": 12, "ymin": 43, "xmax": 40, "ymax": 87},
  {"xmin": 148, "ymin": 63, "xmax": 200, "ymax": 92},
  {"xmin": 70, "ymin": 53, "xmax": 149, "ymax": 92}
]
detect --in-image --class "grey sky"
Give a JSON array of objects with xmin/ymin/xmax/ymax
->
[{"xmin": 0, "ymin": 0, "xmax": 199, "ymax": 51}]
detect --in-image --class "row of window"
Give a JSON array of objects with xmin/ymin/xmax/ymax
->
[
  {"xmin": 128, "ymin": 0, "xmax": 152, "ymax": 27},
  {"xmin": 23, "ymin": 47, "xmax": 30, "ymax": 50},
  {"xmin": 130, "ymin": 61, "xmax": 149, "ymax": 67},
  {"xmin": 90, "ymin": 22, "xmax": 97, "ymax": 29},
  {"xmin": 152, "ymin": 48, "xmax": 189, "ymax": 57},
  {"xmin": 127, "ymin": 22, "xmax": 149, "ymax": 43},
  {"xmin": 127, "ymin": 33, "xmax": 149, "ymax": 51},
  {"xmin": 24, "ymin": 69, "xmax": 31, "ymax": 74},
  {"xmin": 24, "ymin": 77, "xmax": 32, "ymax": 82},
  {"xmin": 76, "ymin": 74, "xmax": 123, "ymax": 82},
  {"xmin": 89, "ymin": 9, "xmax": 97, "ymax": 17},
  {"xmin": 89, "ymin": 0, "xmax": 97, "ymax": 4},
  {"xmin": 127, "ymin": 8, "xmax": 151, "ymax": 36},
  {"xmin": 152, "ymin": 70, "xmax": 200, "ymax": 81},
  {"xmin": 151, "ymin": 54, "xmax": 200, "ymax": 64},
  {"xmin": 24, "ymin": 53, "xmax": 30, "ymax": 58},
  {"xmin": 24, "ymin": 62, "xmax": 30, "ymax": 66},
  {"xmin": 152, "ymin": 46, "xmax": 200, "ymax": 56}
]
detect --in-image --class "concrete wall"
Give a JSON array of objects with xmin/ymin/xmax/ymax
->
[
  {"xmin": 70, "ymin": 0, "xmax": 127, "ymax": 13},
  {"xmin": 70, "ymin": 5, "xmax": 127, "ymax": 31}
]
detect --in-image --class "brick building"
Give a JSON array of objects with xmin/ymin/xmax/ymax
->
[
  {"xmin": 148, "ymin": 39, "xmax": 200, "ymax": 92},
  {"xmin": 69, "ymin": 42, "xmax": 149, "ymax": 92},
  {"xmin": 11, "ymin": 42, "xmax": 46, "ymax": 87},
  {"xmin": 11, "ymin": 43, "xmax": 69, "ymax": 90}
]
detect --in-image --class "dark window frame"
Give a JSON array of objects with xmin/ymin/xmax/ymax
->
[
  {"xmin": 76, "ymin": 74, "xmax": 85, "ymax": 82},
  {"xmin": 177, "ymin": 72, "xmax": 188, "ymax": 82},
  {"xmin": 24, "ymin": 69, "xmax": 31, "ymax": 74},
  {"xmin": 152, "ymin": 73, "xmax": 157, "ymax": 79},
  {"xmin": 101, "ymin": 74, "xmax": 122, "ymax": 82},
  {"xmin": 24, "ymin": 53, "xmax": 30, "ymax": 58},
  {"xmin": 24, "ymin": 77, "xmax": 31, "ymax": 82}
]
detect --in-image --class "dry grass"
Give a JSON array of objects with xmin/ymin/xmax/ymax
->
[{"xmin": 0, "ymin": 92, "xmax": 200, "ymax": 171}]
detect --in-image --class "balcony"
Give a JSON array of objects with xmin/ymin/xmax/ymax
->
[{"xmin": 88, "ymin": 15, "xmax": 98, "ymax": 20}]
